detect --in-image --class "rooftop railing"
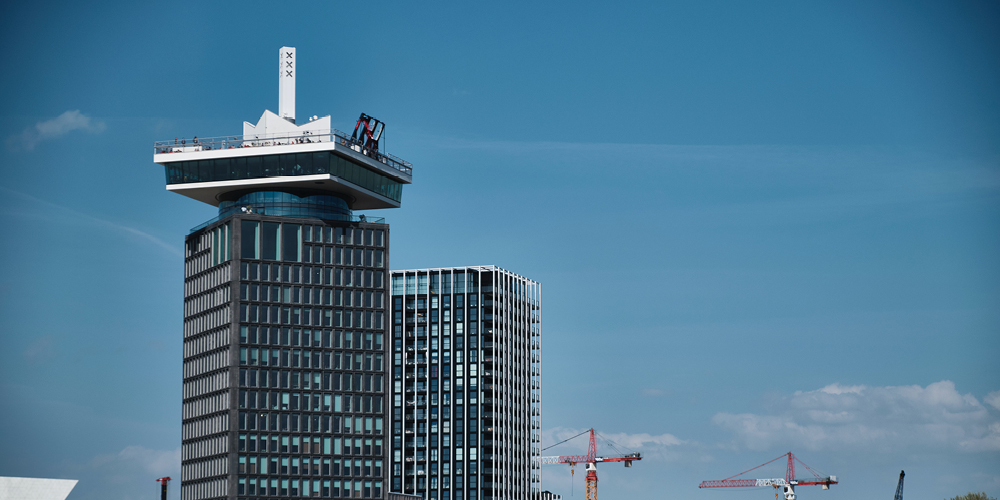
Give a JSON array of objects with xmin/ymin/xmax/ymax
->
[{"xmin": 155, "ymin": 129, "xmax": 412, "ymax": 176}]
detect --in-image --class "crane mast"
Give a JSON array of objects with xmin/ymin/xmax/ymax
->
[{"xmin": 894, "ymin": 470, "xmax": 905, "ymax": 500}]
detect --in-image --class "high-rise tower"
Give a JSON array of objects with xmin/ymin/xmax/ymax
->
[
  {"xmin": 154, "ymin": 47, "xmax": 412, "ymax": 500},
  {"xmin": 389, "ymin": 267, "xmax": 542, "ymax": 500}
]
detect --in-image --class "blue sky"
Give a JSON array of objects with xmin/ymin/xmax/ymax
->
[{"xmin": 1, "ymin": 1, "xmax": 998, "ymax": 499}]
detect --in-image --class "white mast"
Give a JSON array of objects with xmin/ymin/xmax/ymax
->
[{"xmin": 279, "ymin": 46, "xmax": 296, "ymax": 123}]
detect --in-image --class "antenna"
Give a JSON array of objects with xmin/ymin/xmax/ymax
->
[{"xmin": 279, "ymin": 46, "xmax": 296, "ymax": 123}]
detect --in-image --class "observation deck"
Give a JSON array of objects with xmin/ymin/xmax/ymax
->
[{"xmin": 153, "ymin": 127, "xmax": 413, "ymax": 210}]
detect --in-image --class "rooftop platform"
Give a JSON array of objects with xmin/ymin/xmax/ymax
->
[
  {"xmin": 153, "ymin": 128, "xmax": 413, "ymax": 210},
  {"xmin": 154, "ymin": 128, "xmax": 411, "ymax": 177}
]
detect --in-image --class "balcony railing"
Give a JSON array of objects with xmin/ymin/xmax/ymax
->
[{"xmin": 154, "ymin": 128, "xmax": 412, "ymax": 176}]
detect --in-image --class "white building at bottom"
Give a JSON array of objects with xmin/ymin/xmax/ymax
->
[{"xmin": 0, "ymin": 477, "xmax": 78, "ymax": 500}]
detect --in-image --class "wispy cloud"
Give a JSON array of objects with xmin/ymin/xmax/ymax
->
[
  {"xmin": 986, "ymin": 391, "xmax": 1000, "ymax": 412},
  {"xmin": 0, "ymin": 186, "xmax": 181, "ymax": 257},
  {"xmin": 91, "ymin": 445, "xmax": 181, "ymax": 475},
  {"xmin": 641, "ymin": 388, "xmax": 670, "ymax": 397},
  {"xmin": 542, "ymin": 426, "xmax": 690, "ymax": 461},
  {"xmin": 23, "ymin": 335, "xmax": 56, "ymax": 364},
  {"xmin": 6, "ymin": 110, "xmax": 106, "ymax": 151},
  {"xmin": 713, "ymin": 380, "xmax": 1000, "ymax": 453},
  {"xmin": 88, "ymin": 445, "xmax": 181, "ymax": 496}
]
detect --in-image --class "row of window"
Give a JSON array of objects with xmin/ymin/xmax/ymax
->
[
  {"xmin": 392, "ymin": 268, "xmax": 537, "ymax": 293},
  {"xmin": 241, "ymin": 327, "xmax": 382, "ymax": 349},
  {"xmin": 239, "ymin": 348, "xmax": 384, "ymax": 371},
  {"xmin": 392, "ymin": 273, "xmax": 482, "ymax": 296},
  {"xmin": 393, "ymin": 405, "xmax": 481, "ymax": 421},
  {"xmin": 164, "ymin": 150, "xmax": 404, "ymax": 200},
  {"xmin": 240, "ymin": 369, "xmax": 382, "ymax": 391},
  {"xmin": 393, "ymin": 392, "xmax": 487, "ymax": 409},
  {"xmin": 240, "ymin": 304, "xmax": 385, "ymax": 329},
  {"xmin": 237, "ymin": 399, "xmax": 384, "ymax": 430},
  {"xmin": 238, "ymin": 386, "xmax": 384, "ymax": 411},
  {"xmin": 396, "ymin": 377, "xmax": 486, "ymax": 395},
  {"xmin": 236, "ymin": 477, "xmax": 383, "ymax": 498},
  {"xmin": 240, "ymin": 250, "xmax": 382, "ymax": 282},
  {"xmin": 238, "ymin": 456, "xmax": 383, "ymax": 478},
  {"xmin": 237, "ymin": 416, "xmax": 383, "ymax": 447},
  {"xmin": 242, "ymin": 286, "xmax": 385, "ymax": 309},
  {"xmin": 390, "ymin": 487, "xmax": 477, "ymax": 500},
  {"xmin": 398, "ymin": 294, "xmax": 492, "ymax": 310},
  {"xmin": 236, "ymin": 393, "xmax": 383, "ymax": 420},
  {"xmin": 240, "ymin": 221, "xmax": 385, "ymax": 262},
  {"xmin": 399, "ymin": 335, "xmax": 481, "ymax": 351},
  {"xmin": 399, "ymin": 468, "xmax": 482, "ymax": 485},
  {"xmin": 397, "ymin": 322, "xmax": 484, "ymax": 338},
  {"xmin": 396, "ymin": 471, "xmax": 481, "ymax": 489},
  {"xmin": 236, "ymin": 432, "xmax": 383, "ymax": 456},
  {"xmin": 398, "ymin": 347, "xmax": 482, "ymax": 365},
  {"xmin": 401, "ymin": 433, "xmax": 482, "ymax": 448},
  {"xmin": 395, "ymin": 419, "xmax": 470, "ymax": 434},
  {"xmin": 240, "ymin": 264, "xmax": 386, "ymax": 289},
  {"xmin": 292, "ymin": 245, "xmax": 384, "ymax": 267}
]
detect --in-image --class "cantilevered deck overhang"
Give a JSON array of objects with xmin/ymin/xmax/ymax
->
[{"xmin": 164, "ymin": 173, "xmax": 400, "ymax": 210}]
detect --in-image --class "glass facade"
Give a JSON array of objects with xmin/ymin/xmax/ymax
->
[
  {"xmin": 390, "ymin": 267, "xmax": 542, "ymax": 500},
  {"xmin": 164, "ymin": 151, "xmax": 404, "ymax": 203},
  {"xmin": 221, "ymin": 192, "xmax": 353, "ymax": 221},
  {"xmin": 181, "ymin": 215, "xmax": 391, "ymax": 500}
]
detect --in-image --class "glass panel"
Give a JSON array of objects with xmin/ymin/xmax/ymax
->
[
  {"xmin": 279, "ymin": 154, "xmax": 294, "ymax": 176},
  {"xmin": 241, "ymin": 220, "xmax": 259, "ymax": 259},
  {"xmin": 213, "ymin": 159, "xmax": 228, "ymax": 182},
  {"xmin": 248, "ymin": 156, "xmax": 263, "ymax": 177},
  {"xmin": 282, "ymin": 224, "xmax": 301, "ymax": 262},
  {"xmin": 262, "ymin": 222, "xmax": 279, "ymax": 261},
  {"xmin": 312, "ymin": 152, "xmax": 327, "ymax": 174},
  {"xmin": 263, "ymin": 155, "xmax": 278, "ymax": 177}
]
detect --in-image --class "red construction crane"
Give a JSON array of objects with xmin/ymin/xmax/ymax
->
[
  {"xmin": 539, "ymin": 428, "xmax": 642, "ymax": 500},
  {"xmin": 699, "ymin": 452, "xmax": 837, "ymax": 500}
]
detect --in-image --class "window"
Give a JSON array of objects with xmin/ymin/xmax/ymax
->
[
  {"xmin": 261, "ymin": 222, "xmax": 279, "ymax": 260},
  {"xmin": 241, "ymin": 220, "xmax": 259, "ymax": 259},
  {"xmin": 282, "ymin": 224, "xmax": 301, "ymax": 262}
]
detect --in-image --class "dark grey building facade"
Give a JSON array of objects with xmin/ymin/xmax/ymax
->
[
  {"xmin": 180, "ymin": 215, "xmax": 393, "ymax": 500},
  {"xmin": 390, "ymin": 267, "xmax": 541, "ymax": 500}
]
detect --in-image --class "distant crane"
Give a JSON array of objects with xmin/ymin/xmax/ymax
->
[
  {"xmin": 539, "ymin": 428, "xmax": 642, "ymax": 500},
  {"xmin": 155, "ymin": 477, "xmax": 171, "ymax": 500},
  {"xmin": 894, "ymin": 470, "xmax": 905, "ymax": 500},
  {"xmin": 699, "ymin": 452, "xmax": 837, "ymax": 500}
]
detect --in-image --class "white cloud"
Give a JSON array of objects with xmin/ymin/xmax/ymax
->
[
  {"xmin": 92, "ymin": 445, "xmax": 181, "ymax": 475},
  {"xmin": 6, "ymin": 110, "xmax": 106, "ymax": 151},
  {"xmin": 713, "ymin": 380, "xmax": 1000, "ymax": 453},
  {"xmin": 985, "ymin": 391, "xmax": 1000, "ymax": 411},
  {"xmin": 542, "ymin": 426, "xmax": 687, "ymax": 461}
]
